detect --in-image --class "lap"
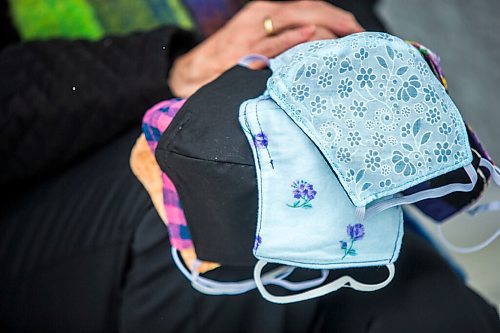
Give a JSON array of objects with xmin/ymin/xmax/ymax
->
[{"xmin": 1, "ymin": 128, "xmax": 498, "ymax": 332}]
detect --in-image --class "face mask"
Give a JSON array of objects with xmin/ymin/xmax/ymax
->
[
  {"xmin": 239, "ymin": 95, "xmax": 402, "ymax": 303},
  {"xmin": 267, "ymin": 32, "xmax": 478, "ymax": 222},
  {"xmin": 266, "ymin": 32, "xmax": 500, "ymax": 253}
]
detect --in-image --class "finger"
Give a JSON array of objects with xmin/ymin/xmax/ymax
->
[
  {"xmin": 272, "ymin": 1, "xmax": 364, "ymax": 37},
  {"xmin": 309, "ymin": 26, "xmax": 337, "ymax": 41},
  {"xmin": 253, "ymin": 25, "xmax": 317, "ymax": 58}
]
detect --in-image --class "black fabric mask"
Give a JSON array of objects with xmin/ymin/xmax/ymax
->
[{"xmin": 156, "ymin": 65, "xmax": 270, "ymax": 266}]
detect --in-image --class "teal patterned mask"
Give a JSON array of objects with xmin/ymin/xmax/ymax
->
[
  {"xmin": 239, "ymin": 96, "xmax": 402, "ymax": 304},
  {"xmin": 267, "ymin": 32, "xmax": 477, "ymax": 220}
]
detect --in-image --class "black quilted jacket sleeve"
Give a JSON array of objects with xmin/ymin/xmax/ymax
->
[{"xmin": 0, "ymin": 26, "xmax": 197, "ymax": 188}]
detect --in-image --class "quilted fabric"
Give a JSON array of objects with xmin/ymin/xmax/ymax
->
[{"xmin": 0, "ymin": 26, "xmax": 196, "ymax": 188}]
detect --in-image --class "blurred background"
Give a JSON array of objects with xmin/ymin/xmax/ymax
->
[{"xmin": 378, "ymin": 0, "xmax": 500, "ymax": 309}]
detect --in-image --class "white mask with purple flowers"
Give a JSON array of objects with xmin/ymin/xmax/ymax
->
[
  {"xmin": 267, "ymin": 32, "xmax": 479, "ymax": 221},
  {"xmin": 239, "ymin": 95, "xmax": 403, "ymax": 304}
]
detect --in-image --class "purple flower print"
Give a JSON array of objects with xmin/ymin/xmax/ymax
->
[
  {"xmin": 287, "ymin": 180, "xmax": 317, "ymax": 209},
  {"xmin": 254, "ymin": 235, "xmax": 262, "ymax": 251},
  {"xmin": 253, "ymin": 132, "xmax": 268, "ymax": 148},
  {"xmin": 340, "ymin": 223, "xmax": 365, "ymax": 259},
  {"xmin": 347, "ymin": 224, "xmax": 365, "ymax": 241}
]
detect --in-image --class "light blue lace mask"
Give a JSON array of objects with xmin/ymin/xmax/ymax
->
[
  {"xmin": 267, "ymin": 32, "xmax": 477, "ymax": 220},
  {"xmin": 239, "ymin": 96, "xmax": 402, "ymax": 303}
]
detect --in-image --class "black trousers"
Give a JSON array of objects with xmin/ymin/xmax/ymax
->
[{"xmin": 1, "ymin": 129, "xmax": 498, "ymax": 332}]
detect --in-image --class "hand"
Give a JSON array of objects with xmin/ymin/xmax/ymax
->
[{"xmin": 168, "ymin": 0, "xmax": 364, "ymax": 97}]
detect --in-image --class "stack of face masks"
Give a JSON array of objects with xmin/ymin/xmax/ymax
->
[
  {"xmin": 240, "ymin": 32, "xmax": 499, "ymax": 302},
  {"xmin": 149, "ymin": 32, "xmax": 499, "ymax": 303}
]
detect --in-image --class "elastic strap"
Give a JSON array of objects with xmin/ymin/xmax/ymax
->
[
  {"xmin": 435, "ymin": 158, "xmax": 500, "ymax": 253},
  {"xmin": 238, "ymin": 54, "xmax": 271, "ymax": 68},
  {"xmin": 468, "ymin": 158, "xmax": 500, "ymax": 216},
  {"xmin": 357, "ymin": 164, "xmax": 478, "ymax": 220},
  {"xmin": 436, "ymin": 225, "xmax": 499, "ymax": 254},
  {"xmin": 254, "ymin": 260, "xmax": 395, "ymax": 304},
  {"xmin": 171, "ymin": 247, "xmax": 328, "ymax": 295},
  {"xmin": 270, "ymin": 270, "xmax": 329, "ymax": 291}
]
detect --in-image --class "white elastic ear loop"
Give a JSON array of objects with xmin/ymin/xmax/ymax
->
[
  {"xmin": 171, "ymin": 247, "xmax": 326, "ymax": 295},
  {"xmin": 436, "ymin": 224, "xmax": 499, "ymax": 254},
  {"xmin": 270, "ymin": 270, "xmax": 330, "ymax": 291},
  {"xmin": 254, "ymin": 260, "xmax": 395, "ymax": 304},
  {"xmin": 357, "ymin": 163, "xmax": 478, "ymax": 221},
  {"xmin": 434, "ymin": 158, "xmax": 500, "ymax": 253},
  {"xmin": 238, "ymin": 54, "xmax": 271, "ymax": 68},
  {"xmin": 171, "ymin": 247, "xmax": 293, "ymax": 295},
  {"xmin": 467, "ymin": 158, "xmax": 500, "ymax": 216}
]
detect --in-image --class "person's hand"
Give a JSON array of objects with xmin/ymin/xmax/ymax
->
[{"xmin": 168, "ymin": 0, "xmax": 364, "ymax": 97}]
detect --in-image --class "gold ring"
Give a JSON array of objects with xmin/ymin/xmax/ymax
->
[{"xmin": 263, "ymin": 17, "xmax": 274, "ymax": 35}]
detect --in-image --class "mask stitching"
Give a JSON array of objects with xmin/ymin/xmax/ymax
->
[
  {"xmin": 241, "ymin": 100, "xmax": 266, "ymax": 254},
  {"xmin": 389, "ymin": 208, "xmax": 404, "ymax": 262},
  {"xmin": 167, "ymin": 151, "xmax": 254, "ymax": 167},
  {"xmin": 254, "ymin": 98, "xmax": 274, "ymax": 169}
]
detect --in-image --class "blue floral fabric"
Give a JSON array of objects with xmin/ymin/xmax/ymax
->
[
  {"xmin": 239, "ymin": 96, "xmax": 403, "ymax": 269},
  {"xmin": 267, "ymin": 32, "xmax": 473, "ymax": 207}
]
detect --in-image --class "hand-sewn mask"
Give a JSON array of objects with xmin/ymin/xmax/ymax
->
[
  {"xmin": 156, "ymin": 65, "xmax": 271, "ymax": 266},
  {"xmin": 267, "ymin": 32, "xmax": 477, "ymax": 221},
  {"xmin": 239, "ymin": 96, "xmax": 402, "ymax": 303}
]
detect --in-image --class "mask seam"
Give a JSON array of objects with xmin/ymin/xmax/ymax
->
[
  {"xmin": 155, "ymin": 105, "xmax": 193, "ymax": 171},
  {"xmin": 241, "ymin": 100, "xmax": 266, "ymax": 255},
  {"xmin": 162, "ymin": 105, "xmax": 193, "ymax": 152},
  {"xmin": 255, "ymin": 98, "xmax": 274, "ymax": 167},
  {"xmin": 254, "ymin": 254, "xmax": 392, "ymax": 267},
  {"xmin": 254, "ymin": 98, "xmax": 267, "ymax": 251},
  {"xmin": 166, "ymin": 151, "xmax": 254, "ymax": 167},
  {"xmin": 390, "ymin": 208, "xmax": 404, "ymax": 262}
]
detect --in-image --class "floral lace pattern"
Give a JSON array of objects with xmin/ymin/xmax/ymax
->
[{"xmin": 268, "ymin": 32, "xmax": 472, "ymax": 206}]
